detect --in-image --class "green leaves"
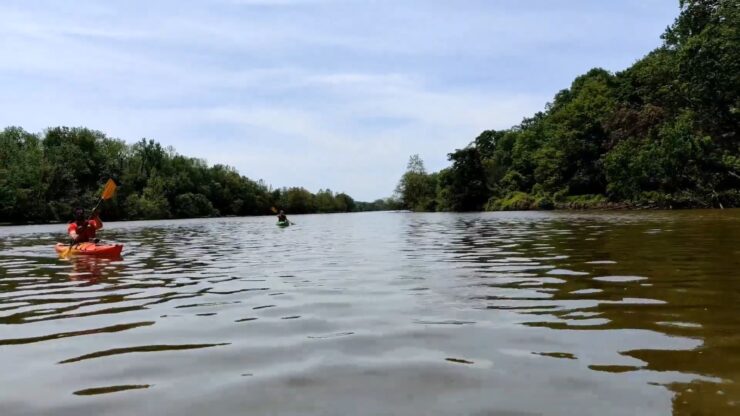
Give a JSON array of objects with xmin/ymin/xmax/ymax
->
[
  {"xmin": 0, "ymin": 127, "xmax": 47, "ymax": 222},
  {"xmin": 174, "ymin": 193, "xmax": 216, "ymax": 218},
  {"xmin": 0, "ymin": 126, "xmax": 366, "ymax": 223},
  {"xmin": 396, "ymin": 155, "xmax": 438, "ymax": 211},
  {"xmin": 437, "ymin": 147, "xmax": 488, "ymax": 211},
  {"xmin": 397, "ymin": 1, "xmax": 738, "ymax": 211}
]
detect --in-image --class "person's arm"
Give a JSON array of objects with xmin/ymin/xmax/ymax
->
[
  {"xmin": 90, "ymin": 215, "xmax": 103, "ymax": 230},
  {"xmin": 68, "ymin": 223, "xmax": 79, "ymax": 242}
]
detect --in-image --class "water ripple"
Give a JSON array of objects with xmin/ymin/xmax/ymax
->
[{"xmin": 0, "ymin": 211, "xmax": 739, "ymax": 415}]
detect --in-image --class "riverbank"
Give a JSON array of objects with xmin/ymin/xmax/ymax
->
[
  {"xmin": 484, "ymin": 191, "xmax": 737, "ymax": 211},
  {"xmin": 1, "ymin": 126, "xmax": 403, "ymax": 225},
  {"xmin": 0, "ymin": 210, "xmax": 401, "ymax": 227},
  {"xmin": 393, "ymin": 0, "xmax": 738, "ymax": 215}
]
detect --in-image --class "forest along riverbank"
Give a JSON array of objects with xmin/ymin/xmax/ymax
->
[
  {"xmin": 394, "ymin": 2, "xmax": 739, "ymax": 213},
  {"xmin": 0, "ymin": 211, "xmax": 739, "ymax": 416}
]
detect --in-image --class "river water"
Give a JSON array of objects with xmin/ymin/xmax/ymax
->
[{"xmin": 0, "ymin": 211, "xmax": 738, "ymax": 415}]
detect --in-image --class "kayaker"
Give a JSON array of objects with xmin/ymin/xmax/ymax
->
[
  {"xmin": 277, "ymin": 210, "xmax": 289, "ymax": 223},
  {"xmin": 68, "ymin": 208, "xmax": 103, "ymax": 243}
]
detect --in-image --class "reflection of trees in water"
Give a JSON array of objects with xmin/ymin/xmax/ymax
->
[
  {"xmin": 68, "ymin": 256, "xmax": 124, "ymax": 282},
  {"xmin": 130, "ymin": 224, "xmax": 245, "ymax": 270},
  {"xmin": 414, "ymin": 213, "xmax": 740, "ymax": 414},
  {"xmin": 548, "ymin": 216, "xmax": 740, "ymax": 415}
]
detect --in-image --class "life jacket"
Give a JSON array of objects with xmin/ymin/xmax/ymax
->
[{"xmin": 68, "ymin": 218, "xmax": 102, "ymax": 242}]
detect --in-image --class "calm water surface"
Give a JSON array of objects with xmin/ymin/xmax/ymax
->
[{"xmin": 1, "ymin": 211, "xmax": 739, "ymax": 415}]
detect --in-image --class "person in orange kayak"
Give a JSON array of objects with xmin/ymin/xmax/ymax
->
[{"xmin": 68, "ymin": 207, "xmax": 103, "ymax": 243}]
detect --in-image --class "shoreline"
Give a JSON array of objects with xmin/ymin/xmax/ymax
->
[
  {"xmin": 0, "ymin": 210, "xmax": 397, "ymax": 227},
  {"xmin": 3, "ymin": 206, "xmax": 738, "ymax": 227}
]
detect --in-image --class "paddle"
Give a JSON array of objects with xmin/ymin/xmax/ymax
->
[{"xmin": 62, "ymin": 179, "xmax": 118, "ymax": 258}]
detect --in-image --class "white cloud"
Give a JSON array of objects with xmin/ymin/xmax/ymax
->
[{"xmin": 0, "ymin": 0, "xmax": 678, "ymax": 200}]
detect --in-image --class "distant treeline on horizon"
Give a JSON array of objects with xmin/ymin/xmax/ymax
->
[
  {"xmin": 396, "ymin": 0, "xmax": 739, "ymax": 212},
  {"xmin": 0, "ymin": 126, "xmax": 400, "ymax": 224}
]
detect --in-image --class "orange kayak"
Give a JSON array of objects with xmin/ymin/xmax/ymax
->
[{"xmin": 55, "ymin": 242, "xmax": 124, "ymax": 257}]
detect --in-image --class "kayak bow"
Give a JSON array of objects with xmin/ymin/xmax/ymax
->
[{"xmin": 55, "ymin": 242, "xmax": 124, "ymax": 257}]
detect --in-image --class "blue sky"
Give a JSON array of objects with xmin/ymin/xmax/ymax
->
[{"xmin": 0, "ymin": 0, "xmax": 677, "ymax": 201}]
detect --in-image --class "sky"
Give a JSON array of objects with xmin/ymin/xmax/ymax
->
[{"xmin": 0, "ymin": 0, "xmax": 678, "ymax": 201}]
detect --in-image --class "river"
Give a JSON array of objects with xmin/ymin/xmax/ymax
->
[{"xmin": 1, "ymin": 210, "xmax": 738, "ymax": 415}]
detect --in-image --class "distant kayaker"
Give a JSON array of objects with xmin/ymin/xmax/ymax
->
[
  {"xmin": 68, "ymin": 208, "xmax": 102, "ymax": 243},
  {"xmin": 277, "ymin": 210, "xmax": 289, "ymax": 223}
]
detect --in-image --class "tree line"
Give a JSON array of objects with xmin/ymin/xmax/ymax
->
[
  {"xmin": 397, "ymin": 0, "xmax": 739, "ymax": 211},
  {"xmin": 0, "ymin": 126, "xmax": 394, "ymax": 224}
]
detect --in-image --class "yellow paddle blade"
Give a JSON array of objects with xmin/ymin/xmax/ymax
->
[
  {"xmin": 61, "ymin": 243, "xmax": 75, "ymax": 258},
  {"xmin": 271, "ymin": 206, "xmax": 278, "ymax": 213},
  {"xmin": 101, "ymin": 179, "xmax": 117, "ymax": 200}
]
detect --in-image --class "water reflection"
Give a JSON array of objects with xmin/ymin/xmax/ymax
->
[
  {"xmin": 406, "ymin": 211, "xmax": 740, "ymax": 414},
  {"xmin": 73, "ymin": 384, "xmax": 151, "ymax": 396},
  {"xmin": 65, "ymin": 256, "xmax": 124, "ymax": 282}
]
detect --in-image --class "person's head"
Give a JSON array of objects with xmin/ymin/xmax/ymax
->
[
  {"xmin": 279, "ymin": 210, "xmax": 285, "ymax": 215},
  {"xmin": 74, "ymin": 208, "xmax": 86, "ymax": 222}
]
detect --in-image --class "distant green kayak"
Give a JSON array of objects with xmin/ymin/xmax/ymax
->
[{"xmin": 276, "ymin": 221, "xmax": 290, "ymax": 227}]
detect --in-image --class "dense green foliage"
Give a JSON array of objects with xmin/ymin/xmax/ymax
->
[
  {"xmin": 354, "ymin": 198, "xmax": 402, "ymax": 212},
  {"xmin": 397, "ymin": 0, "xmax": 739, "ymax": 211},
  {"xmin": 395, "ymin": 155, "xmax": 439, "ymax": 212},
  {"xmin": 0, "ymin": 126, "xmax": 372, "ymax": 223}
]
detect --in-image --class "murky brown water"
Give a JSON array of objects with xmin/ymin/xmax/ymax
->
[{"xmin": 1, "ymin": 211, "xmax": 739, "ymax": 415}]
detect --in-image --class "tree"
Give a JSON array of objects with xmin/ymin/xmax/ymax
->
[
  {"xmin": 174, "ymin": 193, "xmax": 217, "ymax": 218},
  {"xmin": 395, "ymin": 155, "xmax": 438, "ymax": 211},
  {"xmin": 0, "ymin": 126, "xmax": 374, "ymax": 223},
  {"xmin": 335, "ymin": 193, "xmax": 355, "ymax": 212},
  {"xmin": 280, "ymin": 187, "xmax": 316, "ymax": 214},
  {"xmin": 314, "ymin": 189, "xmax": 337, "ymax": 213},
  {"xmin": 437, "ymin": 147, "xmax": 488, "ymax": 211},
  {"xmin": 0, "ymin": 127, "xmax": 46, "ymax": 222},
  {"xmin": 395, "ymin": 0, "xmax": 739, "ymax": 211}
]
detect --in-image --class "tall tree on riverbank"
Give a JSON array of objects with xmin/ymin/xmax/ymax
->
[
  {"xmin": 395, "ymin": 155, "xmax": 438, "ymax": 211},
  {"xmin": 399, "ymin": 0, "xmax": 739, "ymax": 211}
]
